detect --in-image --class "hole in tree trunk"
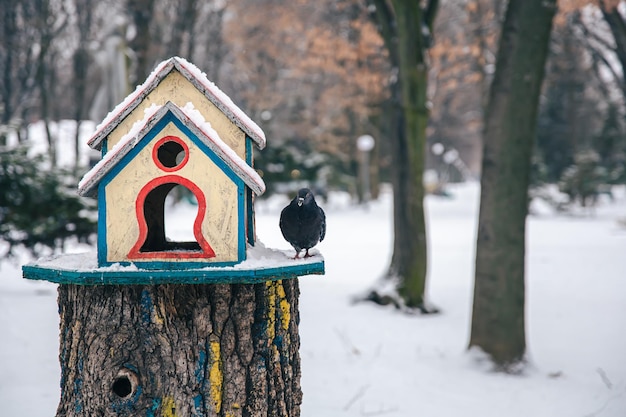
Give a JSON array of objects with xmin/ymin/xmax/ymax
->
[
  {"xmin": 111, "ymin": 368, "xmax": 138, "ymax": 399},
  {"xmin": 112, "ymin": 376, "xmax": 132, "ymax": 398}
]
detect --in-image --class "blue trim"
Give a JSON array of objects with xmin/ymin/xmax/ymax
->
[
  {"xmin": 237, "ymin": 182, "xmax": 246, "ymax": 260},
  {"xmin": 246, "ymin": 188, "xmax": 254, "ymax": 245},
  {"xmin": 245, "ymin": 137, "xmax": 252, "ymax": 165},
  {"xmin": 245, "ymin": 136, "xmax": 255, "ymax": 245},
  {"xmin": 22, "ymin": 259, "xmax": 325, "ymax": 285},
  {"xmin": 97, "ymin": 110, "xmax": 249, "ymax": 267},
  {"xmin": 97, "ymin": 184, "xmax": 107, "ymax": 266}
]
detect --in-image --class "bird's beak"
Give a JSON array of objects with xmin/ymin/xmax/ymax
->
[{"xmin": 297, "ymin": 197, "xmax": 304, "ymax": 207}]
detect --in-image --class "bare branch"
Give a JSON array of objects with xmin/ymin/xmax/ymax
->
[{"xmin": 424, "ymin": 0, "xmax": 440, "ymax": 30}]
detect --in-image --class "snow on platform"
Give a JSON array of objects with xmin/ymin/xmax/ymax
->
[{"xmin": 22, "ymin": 243, "xmax": 324, "ymax": 285}]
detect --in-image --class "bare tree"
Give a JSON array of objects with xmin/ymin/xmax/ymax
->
[
  {"xmin": 190, "ymin": 1, "xmax": 228, "ymax": 83},
  {"xmin": 33, "ymin": 0, "xmax": 68, "ymax": 166},
  {"xmin": 0, "ymin": 0, "xmax": 18, "ymax": 134},
  {"xmin": 470, "ymin": 0, "xmax": 557, "ymax": 369},
  {"xmin": 364, "ymin": 0, "xmax": 440, "ymax": 312},
  {"xmin": 428, "ymin": 0, "xmax": 503, "ymax": 176},
  {"xmin": 72, "ymin": 0, "xmax": 94, "ymax": 170},
  {"xmin": 0, "ymin": 0, "xmax": 39, "ymax": 143},
  {"xmin": 165, "ymin": 0, "xmax": 198, "ymax": 59},
  {"xmin": 597, "ymin": 1, "xmax": 626, "ymax": 107},
  {"xmin": 127, "ymin": 0, "xmax": 156, "ymax": 84}
]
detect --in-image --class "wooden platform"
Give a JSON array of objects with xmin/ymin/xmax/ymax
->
[{"xmin": 22, "ymin": 247, "xmax": 324, "ymax": 285}]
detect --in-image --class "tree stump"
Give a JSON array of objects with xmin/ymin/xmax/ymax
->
[{"xmin": 56, "ymin": 280, "xmax": 301, "ymax": 417}]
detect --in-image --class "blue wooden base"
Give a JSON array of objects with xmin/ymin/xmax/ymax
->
[{"xmin": 22, "ymin": 250, "xmax": 324, "ymax": 285}]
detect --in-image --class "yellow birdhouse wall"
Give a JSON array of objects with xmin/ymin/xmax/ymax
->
[{"xmin": 103, "ymin": 122, "xmax": 241, "ymax": 265}]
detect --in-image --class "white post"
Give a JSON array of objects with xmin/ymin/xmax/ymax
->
[{"xmin": 357, "ymin": 135, "xmax": 375, "ymax": 204}]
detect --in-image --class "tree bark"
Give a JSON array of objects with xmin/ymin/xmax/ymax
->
[
  {"xmin": 391, "ymin": 0, "xmax": 430, "ymax": 309},
  {"xmin": 367, "ymin": 0, "xmax": 439, "ymax": 312},
  {"xmin": 56, "ymin": 280, "xmax": 302, "ymax": 416},
  {"xmin": 166, "ymin": 0, "xmax": 198, "ymax": 59},
  {"xmin": 72, "ymin": 0, "xmax": 92, "ymax": 172},
  {"xmin": 1, "ymin": 0, "xmax": 16, "ymax": 129},
  {"xmin": 127, "ymin": 0, "xmax": 156, "ymax": 84},
  {"xmin": 599, "ymin": 0, "xmax": 626, "ymax": 109},
  {"xmin": 470, "ymin": 0, "xmax": 557, "ymax": 368}
]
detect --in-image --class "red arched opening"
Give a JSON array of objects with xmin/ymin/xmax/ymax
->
[{"xmin": 128, "ymin": 175, "xmax": 215, "ymax": 259}]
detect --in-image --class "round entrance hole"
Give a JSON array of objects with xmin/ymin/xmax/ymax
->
[
  {"xmin": 157, "ymin": 140, "xmax": 185, "ymax": 168},
  {"xmin": 111, "ymin": 368, "xmax": 139, "ymax": 399},
  {"xmin": 153, "ymin": 136, "xmax": 189, "ymax": 171},
  {"xmin": 112, "ymin": 375, "xmax": 132, "ymax": 398}
]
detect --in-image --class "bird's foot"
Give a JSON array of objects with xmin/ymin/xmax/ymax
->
[{"xmin": 304, "ymin": 250, "xmax": 313, "ymax": 258}]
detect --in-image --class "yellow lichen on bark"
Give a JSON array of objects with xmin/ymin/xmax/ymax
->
[
  {"xmin": 161, "ymin": 396, "xmax": 178, "ymax": 417},
  {"xmin": 153, "ymin": 305, "xmax": 164, "ymax": 326},
  {"xmin": 209, "ymin": 340, "xmax": 223, "ymax": 413},
  {"xmin": 266, "ymin": 280, "xmax": 291, "ymax": 335},
  {"xmin": 276, "ymin": 281, "xmax": 291, "ymax": 330},
  {"xmin": 224, "ymin": 402, "xmax": 241, "ymax": 417},
  {"xmin": 266, "ymin": 281, "xmax": 277, "ymax": 339}
]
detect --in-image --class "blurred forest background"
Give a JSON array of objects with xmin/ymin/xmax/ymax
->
[{"xmin": 0, "ymin": 0, "xmax": 625, "ymax": 249}]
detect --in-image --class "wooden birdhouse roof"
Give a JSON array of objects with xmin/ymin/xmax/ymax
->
[
  {"xmin": 87, "ymin": 56, "xmax": 266, "ymax": 151},
  {"xmin": 78, "ymin": 101, "xmax": 266, "ymax": 197}
]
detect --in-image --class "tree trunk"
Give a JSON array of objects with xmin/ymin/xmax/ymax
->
[
  {"xmin": 470, "ymin": 0, "xmax": 556, "ymax": 368},
  {"xmin": 56, "ymin": 281, "xmax": 302, "ymax": 417},
  {"xmin": 35, "ymin": 26, "xmax": 55, "ymax": 166},
  {"xmin": 127, "ymin": 0, "xmax": 156, "ymax": 84},
  {"xmin": 1, "ymin": 0, "xmax": 16, "ymax": 128},
  {"xmin": 599, "ymin": 1, "xmax": 626, "ymax": 109},
  {"xmin": 72, "ymin": 0, "xmax": 92, "ymax": 172},
  {"xmin": 391, "ymin": 0, "xmax": 429, "ymax": 309},
  {"xmin": 73, "ymin": 47, "xmax": 88, "ymax": 171},
  {"xmin": 367, "ymin": 0, "xmax": 439, "ymax": 312},
  {"xmin": 166, "ymin": 0, "xmax": 198, "ymax": 59}
]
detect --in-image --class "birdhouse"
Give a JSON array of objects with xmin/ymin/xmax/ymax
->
[
  {"xmin": 78, "ymin": 57, "xmax": 267, "ymax": 269},
  {"xmin": 24, "ymin": 57, "xmax": 324, "ymax": 284}
]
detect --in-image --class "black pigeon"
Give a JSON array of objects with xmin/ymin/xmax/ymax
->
[{"xmin": 280, "ymin": 188, "xmax": 326, "ymax": 258}]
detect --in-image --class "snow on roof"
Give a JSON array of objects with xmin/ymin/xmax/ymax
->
[
  {"xmin": 78, "ymin": 101, "xmax": 266, "ymax": 197},
  {"xmin": 88, "ymin": 56, "xmax": 266, "ymax": 150}
]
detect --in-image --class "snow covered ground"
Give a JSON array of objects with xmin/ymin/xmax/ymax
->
[{"xmin": 1, "ymin": 182, "xmax": 625, "ymax": 416}]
